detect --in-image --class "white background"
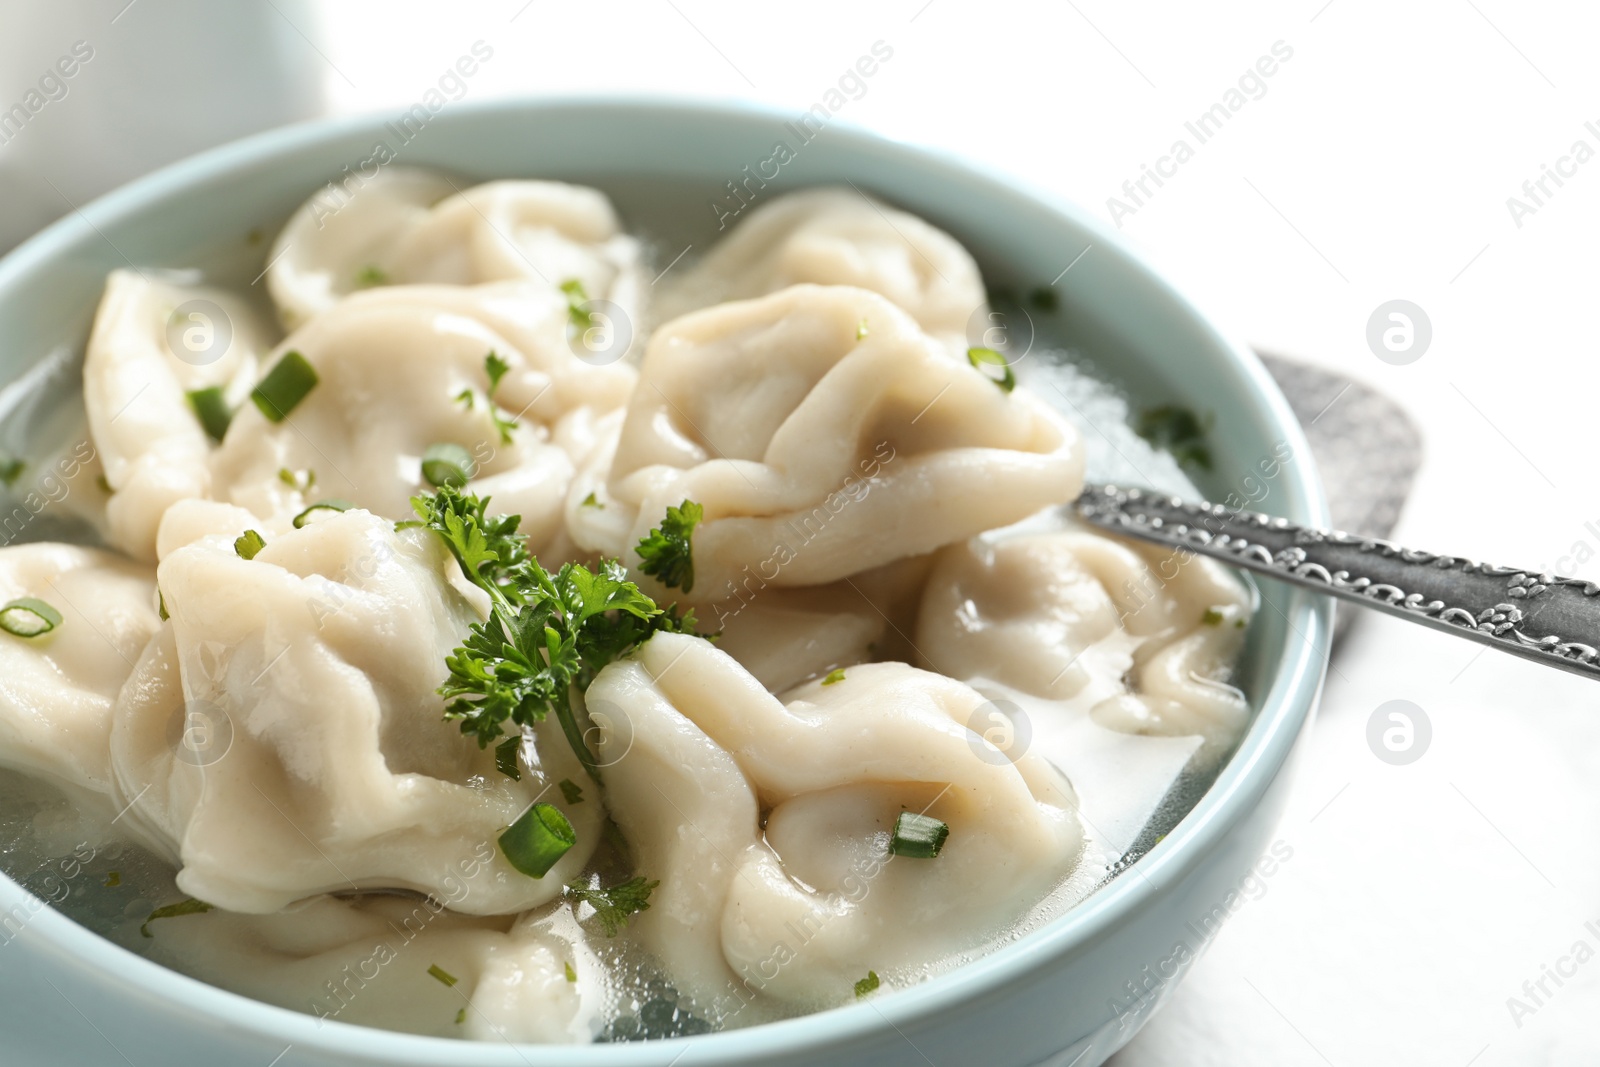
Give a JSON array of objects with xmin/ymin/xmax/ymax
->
[{"xmin": 8, "ymin": 1, "xmax": 1600, "ymax": 1064}]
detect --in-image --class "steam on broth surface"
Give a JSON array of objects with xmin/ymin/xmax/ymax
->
[{"xmin": 0, "ymin": 172, "xmax": 1251, "ymax": 1042}]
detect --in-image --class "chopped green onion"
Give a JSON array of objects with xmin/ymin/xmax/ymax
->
[
  {"xmin": 234, "ymin": 530, "xmax": 266, "ymax": 560},
  {"xmin": 558, "ymin": 778, "xmax": 584, "ymax": 805},
  {"xmin": 454, "ymin": 1008, "xmax": 467, "ymax": 1025},
  {"xmin": 104, "ymin": 871, "xmax": 121, "ymax": 888},
  {"xmin": 821, "ymin": 668, "xmax": 846, "ymax": 686},
  {"xmin": 421, "ymin": 443, "xmax": 474, "ymax": 488},
  {"xmin": 966, "ymin": 347, "xmax": 1015, "ymax": 393},
  {"xmin": 0, "ymin": 457, "xmax": 24, "ymax": 487},
  {"xmin": 889, "ymin": 811, "xmax": 949, "ymax": 859},
  {"xmin": 278, "ymin": 467, "xmax": 315, "ymax": 493},
  {"xmin": 0, "ymin": 597, "xmax": 62, "ymax": 638},
  {"xmin": 96, "ymin": 473, "xmax": 112, "ymax": 494},
  {"xmin": 499, "ymin": 802, "xmax": 576, "ymax": 878},
  {"xmin": 140, "ymin": 898, "xmax": 213, "ymax": 937},
  {"xmin": 856, "ymin": 318, "xmax": 869, "ymax": 340},
  {"xmin": 428, "ymin": 963, "xmax": 458, "ymax": 987},
  {"xmin": 560, "ymin": 279, "xmax": 593, "ymax": 332},
  {"xmin": 292, "ymin": 499, "xmax": 354, "ymax": 528},
  {"xmin": 186, "ymin": 386, "xmax": 233, "ymax": 443},
  {"xmin": 1201, "ymin": 608, "xmax": 1224, "ymax": 626},
  {"xmin": 854, "ymin": 970, "xmax": 880, "ymax": 998},
  {"xmin": 580, "ymin": 492, "xmax": 600, "ymax": 509},
  {"xmin": 564, "ymin": 961, "xmax": 577, "ymax": 983},
  {"xmin": 251, "ymin": 350, "xmax": 319, "ymax": 422},
  {"xmin": 354, "ymin": 264, "xmax": 389, "ymax": 288},
  {"xmin": 494, "ymin": 736, "xmax": 521, "ymax": 781},
  {"xmin": 158, "ymin": 590, "xmax": 169, "ymax": 621},
  {"xmin": 1235, "ymin": 617, "xmax": 1247, "ymax": 629}
]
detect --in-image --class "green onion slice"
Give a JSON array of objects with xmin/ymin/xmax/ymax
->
[
  {"xmin": 889, "ymin": 811, "xmax": 949, "ymax": 859},
  {"xmin": 821, "ymin": 668, "xmax": 846, "ymax": 686},
  {"xmin": 966, "ymin": 347, "xmax": 1016, "ymax": 393},
  {"xmin": 251, "ymin": 350, "xmax": 319, "ymax": 422},
  {"xmin": 140, "ymin": 897, "xmax": 213, "ymax": 937},
  {"xmin": 186, "ymin": 386, "xmax": 233, "ymax": 443},
  {"xmin": 0, "ymin": 597, "xmax": 62, "ymax": 638},
  {"xmin": 421, "ymin": 443, "xmax": 474, "ymax": 488},
  {"xmin": 234, "ymin": 529, "xmax": 266, "ymax": 560},
  {"xmin": 499, "ymin": 802, "xmax": 576, "ymax": 878},
  {"xmin": 427, "ymin": 963, "xmax": 458, "ymax": 987},
  {"xmin": 292, "ymin": 499, "xmax": 354, "ymax": 529}
]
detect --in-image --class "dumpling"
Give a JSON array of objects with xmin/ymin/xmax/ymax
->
[
  {"xmin": 144, "ymin": 894, "xmax": 593, "ymax": 1042},
  {"xmin": 267, "ymin": 169, "xmax": 643, "ymax": 336},
  {"xmin": 109, "ymin": 502, "xmax": 599, "ymax": 913},
  {"xmin": 84, "ymin": 269, "xmax": 272, "ymax": 561},
  {"xmin": 917, "ymin": 530, "xmax": 1252, "ymax": 741},
  {"xmin": 587, "ymin": 632, "xmax": 1082, "ymax": 1010},
  {"xmin": 265, "ymin": 167, "xmax": 457, "ymax": 328},
  {"xmin": 604, "ymin": 285, "xmax": 1082, "ymax": 601},
  {"xmin": 0, "ymin": 544, "xmax": 159, "ymax": 803},
  {"xmin": 665, "ymin": 187, "xmax": 988, "ymax": 352},
  {"xmin": 208, "ymin": 283, "xmax": 636, "ymax": 550}
]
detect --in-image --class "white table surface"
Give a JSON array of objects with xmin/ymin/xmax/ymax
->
[{"xmin": 11, "ymin": 2, "xmax": 1600, "ymax": 1063}]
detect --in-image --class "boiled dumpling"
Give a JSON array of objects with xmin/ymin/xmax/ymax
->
[
  {"xmin": 265, "ymin": 167, "xmax": 458, "ymax": 328},
  {"xmin": 267, "ymin": 169, "xmax": 643, "ymax": 338},
  {"xmin": 587, "ymin": 632, "xmax": 1082, "ymax": 1010},
  {"xmin": 85, "ymin": 269, "xmax": 272, "ymax": 561},
  {"xmin": 0, "ymin": 544, "xmax": 159, "ymax": 803},
  {"xmin": 665, "ymin": 187, "xmax": 988, "ymax": 352},
  {"xmin": 209, "ymin": 283, "xmax": 637, "ymax": 550},
  {"xmin": 144, "ymin": 893, "xmax": 593, "ymax": 1042},
  {"xmin": 604, "ymin": 285, "xmax": 1082, "ymax": 601},
  {"xmin": 917, "ymin": 530, "xmax": 1252, "ymax": 741},
  {"xmin": 109, "ymin": 502, "xmax": 599, "ymax": 913}
]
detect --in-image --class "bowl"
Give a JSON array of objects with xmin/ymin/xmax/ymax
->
[{"xmin": 0, "ymin": 97, "xmax": 1332, "ymax": 1067}]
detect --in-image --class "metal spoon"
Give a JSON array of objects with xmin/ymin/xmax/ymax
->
[{"xmin": 1075, "ymin": 484, "xmax": 1600, "ymax": 681}]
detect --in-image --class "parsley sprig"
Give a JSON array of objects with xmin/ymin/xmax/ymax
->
[
  {"xmin": 636, "ymin": 500, "xmax": 703, "ymax": 593},
  {"xmin": 565, "ymin": 875, "xmax": 659, "ymax": 937},
  {"xmin": 411, "ymin": 487, "xmax": 698, "ymax": 779}
]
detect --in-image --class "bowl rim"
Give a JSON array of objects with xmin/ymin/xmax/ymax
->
[{"xmin": 0, "ymin": 94, "xmax": 1333, "ymax": 1064}]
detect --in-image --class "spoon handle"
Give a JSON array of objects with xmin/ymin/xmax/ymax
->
[{"xmin": 1075, "ymin": 484, "xmax": 1600, "ymax": 681}]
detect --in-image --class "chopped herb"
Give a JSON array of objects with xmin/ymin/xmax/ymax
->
[
  {"xmin": 856, "ymin": 318, "xmax": 869, "ymax": 340},
  {"xmin": 558, "ymin": 778, "xmax": 584, "ymax": 805},
  {"xmin": 565, "ymin": 875, "xmax": 658, "ymax": 937},
  {"xmin": 413, "ymin": 487, "xmax": 700, "ymax": 771},
  {"xmin": 186, "ymin": 387, "xmax": 233, "ymax": 443},
  {"xmin": 247, "ymin": 228, "xmax": 264, "ymax": 246},
  {"xmin": 580, "ymin": 492, "xmax": 601, "ymax": 509},
  {"xmin": 1201, "ymin": 608, "xmax": 1225, "ymax": 626},
  {"xmin": 0, "ymin": 597, "xmax": 62, "ymax": 638},
  {"xmin": 966, "ymin": 347, "xmax": 1016, "ymax": 393},
  {"xmin": 1235, "ymin": 617, "xmax": 1247, "ymax": 629},
  {"xmin": 482, "ymin": 352, "xmax": 518, "ymax": 444},
  {"xmin": 822, "ymin": 668, "xmax": 846, "ymax": 686},
  {"xmin": 140, "ymin": 898, "xmax": 213, "ymax": 937},
  {"xmin": 278, "ymin": 467, "xmax": 316, "ymax": 493},
  {"xmin": 494, "ymin": 735, "xmax": 522, "ymax": 781},
  {"xmin": 889, "ymin": 811, "xmax": 949, "ymax": 859},
  {"xmin": 0, "ymin": 457, "xmax": 24, "ymax": 487},
  {"xmin": 233, "ymin": 530, "xmax": 266, "ymax": 560},
  {"xmin": 564, "ymin": 961, "xmax": 577, "ymax": 983},
  {"xmin": 560, "ymin": 279, "xmax": 594, "ymax": 332},
  {"xmin": 499, "ymin": 802, "xmax": 576, "ymax": 878},
  {"xmin": 1028, "ymin": 286, "xmax": 1059, "ymax": 312},
  {"xmin": 455, "ymin": 1008, "xmax": 467, "ymax": 1025},
  {"xmin": 428, "ymin": 963, "xmax": 458, "ymax": 987},
  {"xmin": 104, "ymin": 871, "xmax": 121, "ymax": 888},
  {"xmin": 1134, "ymin": 405, "xmax": 1213, "ymax": 472},
  {"xmin": 292, "ymin": 499, "xmax": 354, "ymax": 528},
  {"xmin": 158, "ymin": 590, "xmax": 169, "ymax": 621},
  {"xmin": 354, "ymin": 264, "xmax": 389, "ymax": 288},
  {"xmin": 422, "ymin": 443, "xmax": 474, "ymax": 489},
  {"xmin": 854, "ymin": 970, "xmax": 880, "ymax": 998},
  {"xmin": 636, "ymin": 500, "xmax": 703, "ymax": 593},
  {"xmin": 96, "ymin": 474, "xmax": 112, "ymax": 494},
  {"xmin": 454, "ymin": 388, "xmax": 475, "ymax": 410},
  {"xmin": 251, "ymin": 350, "xmax": 319, "ymax": 422}
]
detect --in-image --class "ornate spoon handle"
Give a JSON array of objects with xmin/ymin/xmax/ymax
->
[{"xmin": 1075, "ymin": 484, "xmax": 1600, "ymax": 681}]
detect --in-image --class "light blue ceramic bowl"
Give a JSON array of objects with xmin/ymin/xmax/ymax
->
[{"xmin": 0, "ymin": 98, "xmax": 1332, "ymax": 1067}]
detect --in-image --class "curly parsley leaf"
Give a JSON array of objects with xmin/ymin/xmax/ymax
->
[
  {"xmin": 565, "ymin": 875, "xmax": 659, "ymax": 937},
  {"xmin": 635, "ymin": 500, "xmax": 703, "ymax": 593}
]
